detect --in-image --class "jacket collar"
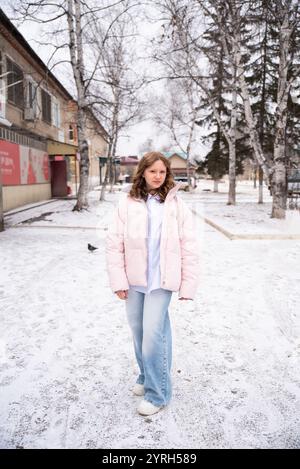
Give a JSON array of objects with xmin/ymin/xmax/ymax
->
[
  {"xmin": 122, "ymin": 183, "xmax": 182, "ymax": 202},
  {"xmin": 166, "ymin": 183, "xmax": 182, "ymax": 201}
]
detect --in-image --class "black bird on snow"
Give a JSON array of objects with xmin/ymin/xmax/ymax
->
[{"xmin": 88, "ymin": 243, "xmax": 98, "ymax": 252}]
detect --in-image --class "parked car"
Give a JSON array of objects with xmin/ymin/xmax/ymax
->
[
  {"xmin": 174, "ymin": 176, "xmax": 189, "ymax": 191},
  {"xmin": 287, "ymin": 169, "xmax": 300, "ymax": 196}
]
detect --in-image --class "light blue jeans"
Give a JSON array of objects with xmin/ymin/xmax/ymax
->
[{"xmin": 125, "ymin": 288, "xmax": 173, "ymax": 407}]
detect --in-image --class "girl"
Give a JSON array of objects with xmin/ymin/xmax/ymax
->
[{"xmin": 106, "ymin": 152, "xmax": 199, "ymax": 416}]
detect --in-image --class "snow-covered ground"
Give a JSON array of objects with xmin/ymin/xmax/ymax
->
[
  {"xmin": 0, "ymin": 181, "xmax": 300, "ymax": 449},
  {"xmin": 192, "ymin": 180, "xmax": 300, "ymax": 238}
]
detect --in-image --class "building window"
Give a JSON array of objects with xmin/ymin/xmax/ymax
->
[
  {"xmin": 24, "ymin": 77, "xmax": 38, "ymax": 121},
  {"xmin": 28, "ymin": 81, "xmax": 35, "ymax": 108},
  {"xmin": 52, "ymin": 99, "xmax": 61, "ymax": 127},
  {"xmin": 6, "ymin": 57, "xmax": 24, "ymax": 108},
  {"xmin": 69, "ymin": 124, "xmax": 74, "ymax": 141},
  {"xmin": 41, "ymin": 88, "xmax": 52, "ymax": 124}
]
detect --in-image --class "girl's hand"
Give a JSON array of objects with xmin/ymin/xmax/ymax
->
[
  {"xmin": 115, "ymin": 290, "xmax": 128, "ymax": 300},
  {"xmin": 179, "ymin": 297, "xmax": 192, "ymax": 301}
]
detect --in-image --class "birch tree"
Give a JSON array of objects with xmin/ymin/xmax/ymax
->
[
  {"xmin": 153, "ymin": 0, "xmax": 300, "ymax": 217},
  {"xmin": 203, "ymin": 1, "xmax": 240, "ymax": 204},
  {"xmin": 155, "ymin": 0, "xmax": 245, "ymax": 203},
  {"xmin": 159, "ymin": 3, "xmax": 202, "ymax": 189},
  {"xmin": 67, "ymin": 0, "xmax": 89, "ymax": 210},
  {"xmin": 197, "ymin": 0, "xmax": 300, "ymax": 218},
  {"xmin": 229, "ymin": 0, "xmax": 299, "ymax": 218},
  {"xmin": 152, "ymin": 79, "xmax": 200, "ymax": 188},
  {"xmin": 195, "ymin": 0, "xmax": 271, "ymax": 201},
  {"xmin": 12, "ymin": 0, "xmax": 127, "ymax": 211},
  {"xmin": 246, "ymin": 0, "xmax": 278, "ymax": 203},
  {"xmin": 86, "ymin": 8, "xmax": 145, "ymax": 201},
  {"xmin": 271, "ymin": 1, "xmax": 299, "ymax": 217}
]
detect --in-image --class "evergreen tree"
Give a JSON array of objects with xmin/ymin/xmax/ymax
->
[
  {"xmin": 196, "ymin": 2, "xmax": 247, "ymax": 186},
  {"xmin": 246, "ymin": 1, "xmax": 279, "ymax": 161}
]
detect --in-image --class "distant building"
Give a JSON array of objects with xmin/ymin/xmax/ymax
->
[
  {"xmin": 162, "ymin": 151, "xmax": 197, "ymax": 179},
  {"xmin": 114, "ymin": 151, "xmax": 198, "ymax": 185},
  {"xmin": 117, "ymin": 156, "xmax": 139, "ymax": 183}
]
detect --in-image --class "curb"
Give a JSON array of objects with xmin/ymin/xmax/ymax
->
[
  {"xmin": 191, "ymin": 210, "xmax": 300, "ymax": 241},
  {"xmin": 11, "ymin": 224, "xmax": 107, "ymax": 230},
  {"xmin": 4, "ymin": 199, "xmax": 66, "ymax": 217}
]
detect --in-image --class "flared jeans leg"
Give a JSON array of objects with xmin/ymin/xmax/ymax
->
[
  {"xmin": 125, "ymin": 289, "xmax": 145, "ymax": 385},
  {"xmin": 125, "ymin": 288, "xmax": 173, "ymax": 407}
]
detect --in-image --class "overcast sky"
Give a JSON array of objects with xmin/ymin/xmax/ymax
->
[{"xmin": 1, "ymin": 1, "xmax": 207, "ymax": 158}]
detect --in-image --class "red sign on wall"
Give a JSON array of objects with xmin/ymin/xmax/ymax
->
[
  {"xmin": 0, "ymin": 140, "xmax": 49, "ymax": 185},
  {"xmin": 0, "ymin": 140, "xmax": 21, "ymax": 185}
]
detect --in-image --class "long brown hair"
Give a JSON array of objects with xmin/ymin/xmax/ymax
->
[{"xmin": 129, "ymin": 152, "xmax": 175, "ymax": 203}]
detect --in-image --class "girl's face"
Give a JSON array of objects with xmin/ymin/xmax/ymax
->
[{"xmin": 143, "ymin": 160, "xmax": 167, "ymax": 191}]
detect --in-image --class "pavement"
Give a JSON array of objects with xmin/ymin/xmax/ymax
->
[
  {"xmin": 1, "ymin": 181, "xmax": 300, "ymax": 449},
  {"xmin": 3, "ymin": 180, "xmax": 300, "ymax": 239}
]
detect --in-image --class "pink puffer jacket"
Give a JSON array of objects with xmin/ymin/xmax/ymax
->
[{"xmin": 105, "ymin": 184, "xmax": 199, "ymax": 299}]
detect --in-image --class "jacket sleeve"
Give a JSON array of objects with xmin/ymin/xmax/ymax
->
[
  {"xmin": 105, "ymin": 195, "xmax": 129, "ymax": 293},
  {"xmin": 177, "ymin": 198, "xmax": 200, "ymax": 300}
]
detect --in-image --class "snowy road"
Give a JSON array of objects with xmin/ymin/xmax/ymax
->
[{"xmin": 0, "ymin": 190, "xmax": 300, "ymax": 448}]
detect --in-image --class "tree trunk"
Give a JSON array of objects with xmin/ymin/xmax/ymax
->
[
  {"xmin": 271, "ymin": 161, "xmax": 287, "ymax": 218},
  {"xmin": 253, "ymin": 163, "xmax": 257, "ymax": 188},
  {"xmin": 227, "ymin": 77, "xmax": 237, "ymax": 205},
  {"xmin": 109, "ymin": 123, "xmax": 119, "ymax": 193},
  {"xmin": 100, "ymin": 140, "xmax": 113, "ymax": 201},
  {"xmin": 186, "ymin": 157, "xmax": 191, "ymax": 191},
  {"xmin": 109, "ymin": 159, "xmax": 114, "ymax": 193},
  {"xmin": 235, "ymin": 5, "xmax": 292, "ymax": 219},
  {"xmin": 186, "ymin": 111, "xmax": 196, "ymax": 189},
  {"xmin": 213, "ymin": 180, "xmax": 219, "ymax": 192},
  {"xmin": 258, "ymin": 165, "xmax": 264, "ymax": 204},
  {"xmin": 67, "ymin": 0, "xmax": 90, "ymax": 211},
  {"xmin": 257, "ymin": 6, "xmax": 268, "ymax": 205},
  {"xmin": 99, "ymin": 164, "xmax": 109, "ymax": 202},
  {"xmin": 227, "ymin": 140, "xmax": 236, "ymax": 204},
  {"xmin": 73, "ymin": 138, "xmax": 89, "ymax": 210},
  {"xmin": 107, "ymin": 102, "xmax": 119, "ymax": 193},
  {"xmin": 271, "ymin": 9, "xmax": 291, "ymax": 219}
]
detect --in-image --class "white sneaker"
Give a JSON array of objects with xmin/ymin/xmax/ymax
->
[
  {"xmin": 137, "ymin": 399, "xmax": 162, "ymax": 416},
  {"xmin": 132, "ymin": 383, "xmax": 145, "ymax": 396}
]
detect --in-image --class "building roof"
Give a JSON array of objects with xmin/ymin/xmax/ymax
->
[
  {"xmin": 0, "ymin": 8, "xmax": 74, "ymax": 102},
  {"xmin": 0, "ymin": 8, "xmax": 109, "ymax": 139},
  {"xmin": 162, "ymin": 151, "xmax": 188, "ymax": 160},
  {"xmin": 120, "ymin": 156, "xmax": 139, "ymax": 165}
]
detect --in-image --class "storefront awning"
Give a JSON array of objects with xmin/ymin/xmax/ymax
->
[{"xmin": 47, "ymin": 140, "xmax": 78, "ymax": 156}]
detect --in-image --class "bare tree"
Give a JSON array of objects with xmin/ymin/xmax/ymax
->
[
  {"xmin": 152, "ymin": 0, "xmax": 242, "ymax": 202},
  {"xmin": 197, "ymin": 3, "xmax": 240, "ymax": 205},
  {"xmin": 270, "ymin": 1, "xmax": 298, "ymax": 218},
  {"xmin": 12, "ymin": 0, "xmax": 127, "ymax": 210},
  {"xmin": 67, "ymin": 0, "xmax": 89, "ymax": 210},
  {"xmin": 86, "ymin": 6, "xmax": 146, "ymax": 201},
  {"xmin": 152, "ymin": 79, "xmax": 200, "ymax": 188},
  {"xmin": 139, "ymin": 138, "xmax": 155, "ymax": 154}
]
